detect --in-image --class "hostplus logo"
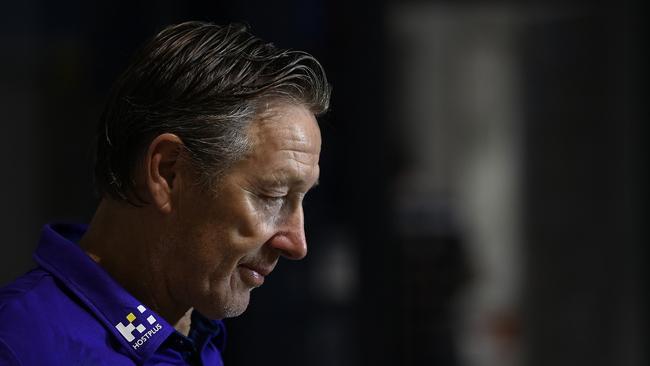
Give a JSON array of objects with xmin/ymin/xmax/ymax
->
[{"xmin": 115, "ymin": 304, "xmax": 163, "ymax": 350}]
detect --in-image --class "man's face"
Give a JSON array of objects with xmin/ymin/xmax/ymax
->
[{"xmin": 163, "ymin": 103, "xmax": 321, "ymax": 319}]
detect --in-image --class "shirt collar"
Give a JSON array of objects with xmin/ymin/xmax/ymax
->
[
  {"xmin": 189, "ymin": 310, "xmax": 227, "ymax": 354},
  {"xmin": 33, "ymin": 223, "xmax": 175, "ymax": 363}
]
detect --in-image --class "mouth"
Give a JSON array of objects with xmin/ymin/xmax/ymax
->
[{"xmin": 237, "ymin": 262, "xmax": 275, "ymax": 288}]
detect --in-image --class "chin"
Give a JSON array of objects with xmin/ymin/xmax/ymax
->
[{"xmin": 197, "ymin": 289, "xmax": 251, "ymax": 320}]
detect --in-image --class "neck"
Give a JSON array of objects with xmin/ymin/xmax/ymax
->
[{"xmin": 79, "ymin": 199, "xmax": 192, "ymax": 336}]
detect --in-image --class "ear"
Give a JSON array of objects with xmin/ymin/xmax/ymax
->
[{"xmin": 144, "ymin": 133, "xmax": 184, "ymax": 214}]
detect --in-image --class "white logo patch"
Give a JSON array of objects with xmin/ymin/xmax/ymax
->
[{"xmin": 115, "ymin": 304, "xmax": 162, "ymax": 349}]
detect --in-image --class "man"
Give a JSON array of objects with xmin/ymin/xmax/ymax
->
[{"xmin": 0, "ymin": 21, "xmax": 330, "ymax": 365}]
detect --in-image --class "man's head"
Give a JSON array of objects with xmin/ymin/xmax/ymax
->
[
  {"xmin": 91, "ymin": 21, "xmax": 330, "ymax": 319},
  {"xmin": 95, "ymin": 21, "xmax": 329, "ymax": 203}
]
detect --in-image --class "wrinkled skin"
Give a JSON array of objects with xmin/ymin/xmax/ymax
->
[{"xmin": 161, "ymin": 103, "xmax": 321, "ymax": 319}]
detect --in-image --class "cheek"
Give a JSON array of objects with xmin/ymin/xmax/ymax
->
[
  {"xmin": 175, "ymin": 186, "xmax": 279, "ymax": 276},
  {"xmin": 230, "ymin": 195, "xmax": 279, "ymax": 240}
]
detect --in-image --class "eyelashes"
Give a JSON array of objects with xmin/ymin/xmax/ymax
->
[
  {"xmin": 258, "ymin": 192, "xmax": 307, "ymax": 214},
  {"xmin": 258, "ymin": 194, "xmax": 286, "ymax": 212}
]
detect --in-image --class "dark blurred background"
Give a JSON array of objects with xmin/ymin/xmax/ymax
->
[{"xmin": 0, "ymin": 1, "xmax": 645, "ymax": 365}]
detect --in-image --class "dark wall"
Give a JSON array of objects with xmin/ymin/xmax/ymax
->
[{"xmin": 521, "ymin": 5, "xmax": 645, "ymax": 366}]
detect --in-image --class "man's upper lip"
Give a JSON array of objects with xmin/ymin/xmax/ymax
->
[{"xmin": 240, "ymin": 263, "xmax": 274, "ymax": 276}]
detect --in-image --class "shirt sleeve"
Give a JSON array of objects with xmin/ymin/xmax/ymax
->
[{"xmin": 0, "ymin": 337, "xmax": 22, "ymax": 366}]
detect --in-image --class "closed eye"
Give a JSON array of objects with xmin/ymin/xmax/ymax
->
[{"xmin": 261, "ymin": 194, "xmax": 286, "ymax": 201}]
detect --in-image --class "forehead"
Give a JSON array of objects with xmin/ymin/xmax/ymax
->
[
  {"xmin": 237, "ymin": 104, "xmax": 321, "ymax": 182},
  {"xmin": 250, "ymin": 104, "xmax": 320, "ymax": 149}
]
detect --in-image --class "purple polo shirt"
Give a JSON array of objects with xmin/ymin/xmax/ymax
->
[{"xmin": 0, "ymin": 223, "xmax": 226, "ymax": 365}]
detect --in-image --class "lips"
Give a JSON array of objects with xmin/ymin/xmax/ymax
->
[
  {"xmin": 240, "ymin": 263, "xmax": 273, "ymax": 277},
  {"xmin": 237, "ymin": 262, "xmax": 276, "ymax": 287}
]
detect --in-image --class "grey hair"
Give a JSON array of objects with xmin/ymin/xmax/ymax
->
[{"xmin": 94, "ymin": 21, "xmax": 331, "ymax": 205}]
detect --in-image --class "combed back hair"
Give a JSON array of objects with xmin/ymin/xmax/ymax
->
[{"xmin": 94, "ymin": 21, "xmax": 331, "ymax": 204}]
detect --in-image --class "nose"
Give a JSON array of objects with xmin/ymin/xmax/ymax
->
[{"xmin": 267, "ymin": 204, "xmax": 307, "ymax": 260}]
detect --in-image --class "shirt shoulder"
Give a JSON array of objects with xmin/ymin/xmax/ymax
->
[
  {"xmin": 0, "ymin": 268, "xmax": 62, "ymax": 364},
  {"xmin": 0, "ymin": 268, "xmax": 55, "ymax": 324},
  {"xmin": 0, "ymin": 336, "xmax": 21, "ymax": 366},
  {"xmin": 0, "ymin": 268, "xmax": 50, "ymax": 298},
  {"xmin": 0, "ymin": 268, "xmax": 134, "ymax": 365}
]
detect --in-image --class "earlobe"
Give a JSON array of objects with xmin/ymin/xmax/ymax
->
[{"xmin": 145, "ymin": 133, "xmax": 184, "ymax": 214}]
